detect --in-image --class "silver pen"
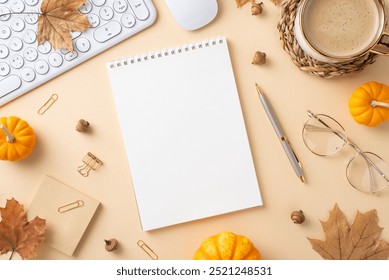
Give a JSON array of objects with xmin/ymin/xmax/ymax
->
[{"xmin": 255, "ymin": 83, "xmax": 305, "ymax": 183}]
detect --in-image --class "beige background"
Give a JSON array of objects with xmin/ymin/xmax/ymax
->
[{"xmin": 1, "ymin": 0, "xmax": 389, "ymax": 260}]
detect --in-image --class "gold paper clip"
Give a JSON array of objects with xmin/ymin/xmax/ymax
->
[
  {"xmin": 58, "ymin": 200, "xmax": 84, "ymax": 213},
  {"xmin": 77, "ymin": 152, "xmax": 102, "ymax": 177},
  {"xmin": 137, "ymin": 240, "xmax": 158, "ymax": 260},
  {"xmin": 38, "ymin": 94, "xmax": 58, "ymax": 115}
]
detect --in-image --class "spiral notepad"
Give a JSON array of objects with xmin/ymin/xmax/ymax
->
[{"xmin": 107, "ymin": 37, "xmax": 262, "ymax": 231}]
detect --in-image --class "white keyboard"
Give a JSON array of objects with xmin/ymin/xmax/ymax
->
[{"xmin": 0, "ymin": 0, "xmax": 157, "ymax": 106}]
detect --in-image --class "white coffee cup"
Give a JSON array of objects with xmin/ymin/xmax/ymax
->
[{"xmin": 294, "ymin": 0, "xmax": 389, "ymax": 63}]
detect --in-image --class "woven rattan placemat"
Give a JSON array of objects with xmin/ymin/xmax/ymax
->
[{"xmin": 277, "ymin": 0, "xmax": 377, "ymax": 78}]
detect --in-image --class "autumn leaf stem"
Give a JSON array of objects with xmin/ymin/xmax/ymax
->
[{"xmin": 8, "ymin": 250, "xmax": 15, "ymax": 260}]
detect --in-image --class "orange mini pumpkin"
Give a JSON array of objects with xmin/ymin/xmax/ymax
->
[
  {"xmin": 349, "ymin": 81, "xmax": 389, "ymax": 127},
  {"xmin": 193, "ymin": 231, "xmax": 262, "ymax": 260},
  {"xmin": 0, "ymin": 116, "xmax": 36, "ymax": 161}
]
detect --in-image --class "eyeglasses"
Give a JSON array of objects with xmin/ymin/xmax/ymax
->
[{"xmin": 302, "ymin": 110, "xmax": 389, "ymax": 194}]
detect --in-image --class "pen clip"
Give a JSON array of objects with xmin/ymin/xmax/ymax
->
[{"xmin": 281, "ymin": 136, "xmax": 305, "ymax": 183}]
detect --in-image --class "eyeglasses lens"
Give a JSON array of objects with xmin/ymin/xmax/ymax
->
[
  {"xmin": 346, "ymin": 152, "xmax": 389, "ymax": 193},
  {"xmin": 302, "ymin": 114, "xmax": 347, "ymax": 156}
]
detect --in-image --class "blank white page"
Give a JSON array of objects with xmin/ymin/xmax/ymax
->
[{"xmin": 107, "ymin": 37, "xmax": 262, "ymax": 231}]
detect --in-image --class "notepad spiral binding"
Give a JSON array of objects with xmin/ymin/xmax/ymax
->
[{"xmin": 108, "ymin": 37, "xmax": 226, "ymax": 69}]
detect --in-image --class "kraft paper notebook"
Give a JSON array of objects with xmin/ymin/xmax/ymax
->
[
  {"xmin": 107, "ymin": 37, "xmax": 262, "ymax": 231},
  {"xmin": 27, "ymin": 176, "xmax": 100, "ymax": 256}
]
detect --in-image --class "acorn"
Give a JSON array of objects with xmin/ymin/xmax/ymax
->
[
  {"xmin": 251, "ymin": 2, "xmax": 263, "ymax": 15},
  {"xmin": 105, "ymin": 238, "xmax": 119, "ymax": 252},
  {"xmin": 76, "ymin": 119, "xmax": 90, "ymax": 132},
  {"xmin": 291, "ymin": 210, "xmax": 305, "ymax": 224},
  {"xmin": 252, "ymin": 51, "xmax": 266, "ymax": 65}
]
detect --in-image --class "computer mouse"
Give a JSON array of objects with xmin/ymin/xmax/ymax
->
[{"xmin": 164, "ymin": 0, "xmax": 218, "ymax": 30}]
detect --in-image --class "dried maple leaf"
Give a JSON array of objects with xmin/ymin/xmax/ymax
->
[
  {"xmin": 0, "ymin": 198, "xmax": 46, "ymax": 260},
  {"xmin": 37, "ymin": 0, "xmax": 91, "ymax": 51},
  {"xmin": 308, "ymin": 204, "xmax": 389, "ymax": 260}
]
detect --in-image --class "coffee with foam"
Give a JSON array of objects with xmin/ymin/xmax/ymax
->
[{"xmin": 301, "ymin": 0, "xmax": 382, "ymax": 58}]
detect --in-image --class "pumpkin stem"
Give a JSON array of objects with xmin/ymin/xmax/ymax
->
[
  {"xmin": 0, "ymin": 124, "xmax": 16, "ymax": 143},
  {"xmin": 371, "ymin": 100, "xmax": 389, "ymax": 109}
]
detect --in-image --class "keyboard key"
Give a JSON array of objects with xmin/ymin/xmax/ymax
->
[
  {"xmin": 100, "ymin": 6, "xmax": 114, "ymax": 20},
  {"xmin": 128, "ymin": 0, "xmax": 149, "ymax": 21},
  {"xmin": 65, "ymin": 51, "xmax": 78, "ymax": 61},
  {"xmin": 71, "ymin": 31, "xmax": 82, "ymax": 39},
  {"xmin": 0, "ymin": 62, "xmax": 10, "ymax": 76},
  {"xmin": 75, "ymin": 37, "xmax": 90, "ymax": 52},
  {"xmin": 10, "ymin": 0, "xmax": 25, "ymax": 13},
  {"xmin": 0, "ymin": 25, "xmax": 11, "ymax": 39},
  {"xmin": 11, "ymin": 17, "xmax": 25, "ymax": 31},
  {"xmin": 0, "ymin": 7, "xmax": 11, "ymax": 21},
  {"xmin": 48, "ymin": 52, "xmax": 63, "ymax": 67},
  {"xmin": 121, "ymin": 13, "xmax": 136, "ymax": 28},
  {"xmin": 25, "ymin": 0, "xmax": 39, "ymax": 6},
  {"xmin": 9, "ymin": 37, "xmax": 23, "ymax": 51},
  {"xmin": 114, "ymin": 0, "xmax": 128, "ymax": 13},
  {"xmin": 87, "ymin": 13, "xmax": 100, "ymax": 27},
  {"xmin": 23, "ymin": 47, "xmax": 38, "ymax": 61},
  {"xmin": 0, "ymin": 44, "xmax": 9, "ymax": 58},
  {"xmin": 0, "ymin": 75, "xmax": 22, "ymax": 98},
  {"xmin": 92, "ymin": 0, "xmax": 106, "ymax": 7},
  {"xmin": 23, "ymin": 29, "xmax": 37, "ymax": 44},
  {"xmin": 10, "ymin": 54, "xmax": 24, "ymax": 69},
  {"xmin": 24, "ymin": 13, "xmax": 38, "ymax": 24},
  {"xmin": 79, "ymin": 1, "xmax": 93, "ymax": 14},
  {"xmin": 35, "ymin": 60, "xmax": 49, "ymax": 75},
  {"xmin": 94, "ymin": 21, "xmax": 121, "ymax": 43},
  {"xmin": 38, "ymin": 41, "xmax": 52, "ymax": 54},
  {"xmin": 60, "ymin": 49, "xmax": 69, "ymax": 54},
  {"xmin": 21, "ymin": 67, "xmax": 35, "ymax": 82}
]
